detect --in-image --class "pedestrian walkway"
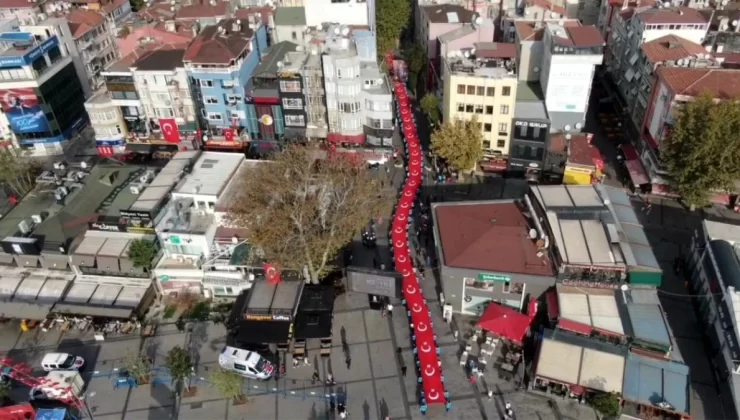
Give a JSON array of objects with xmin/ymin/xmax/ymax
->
[{"xmin": 385, "ymin": 52, "xmax": 448, "ymax": 411}]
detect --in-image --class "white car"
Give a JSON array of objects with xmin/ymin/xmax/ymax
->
[
  {"xmin": 218, "ymin": 346, "xmax": 274, "ymax": 380},
  {"xmin": 41, "ymin": 353, "xmax": 85, "ymax": 372}
]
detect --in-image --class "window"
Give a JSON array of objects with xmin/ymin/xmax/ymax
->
[
  {"xmin": 476, "ymin": 86, "xmax": 485, "ymax": 96},
  {"xmin": 155, "ymin": 108, "xmax": 174, "ymax": 117},
  {"xmin": 532, "ymin": 127, "xmax": 540, "ymax": 139},
  {"xmin": 500, "ymin": 105, "xmax": 509, "ymax": 115},
  {"xmin": 207, "ymin": 112, "xmax": 222, "ymax": 121},
  {"xmin": 205, "ymin": 96, "xmax": 218, "ymax": 104},
  {"xmin": 199, "ymin": 79, "xmax": 213, "ymax": 87},
  {"xmin": 292, "ymin": 31, "xmax": 298, "ymax": 40},
  {"xmin": 233, "ymin": 363, "xmax": 247, "ymax": 372},
  {"xmin": 502, "ymin": 282, "xmax": 510, "ymax": 293},
  {"xmin": 465, "ymin": 104, "xmax": 474, "ymax": 113},
  {"xmin": 498, "ymin": 122, "xmax": 508, "ymax": 134},
  {"xmin": 497, "ymin": 139, "xmax": 506, "ymax": 148},
  {"xmin": 484, "ymin": 123, "xmax": 492, "ymax": 132},
  {"xmin": 502, "ymin": 86, "xmax": 511, "ymax": 96},
  {"xmin": 457, "ymin": 103, "xmax": 464, "ymax": 112},
  {"xmin": 339, "ymin": 101, "xmax": 361, "ymax": 113},
  {"xmin": 486, "ymin": 87, "xmax": 495, "ymax": 96},
  {"xmin": 285, "ymin": 115, "xmax": 305, "ymax": 126},
  {"xmin": 474, "ymin": 105, "xmax": 483, "ymax": 114},
  {"xmin": 283, "ymin": 98, "xmax": 303, "ymax": 109},
  {"xmin": 485, "ymin": 106, "xmax": 493, "ymax": 115},
  {"xmin": 519, "ymin": 125, "xmax": 526, "ymax": 137},
  {"xmin": 280, "ymin": 80, "xmax": 301, "ymax": 92},
  {"xmin": 457, "ymin": 84, "xmax": 465, "ymax": 94},
  {"xmin": 482, "ymin": 140, "xmax": 491, "ymax": 149},
  {"xmin": 466, "ymin": 85, "xmax": 475, "ymax": 95}
]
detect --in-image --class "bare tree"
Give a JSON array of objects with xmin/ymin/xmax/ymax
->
[
  {"xmin": 0, "ymin": 149, "xmax": 38, "ymax": 197},
  {"xmin": 227, "ymin": 145, "xmax": 392, "ymax": 283}
]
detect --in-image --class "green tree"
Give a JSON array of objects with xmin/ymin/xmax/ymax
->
[
  {"xmin": 127, "ymin": 239, "xmax": 157, "ymax": 270},
  {"xmin": 662, "ymin": 93, "xmax": 740, "ymax": 207},
  {"xmin": 0, "ymin": 380, "xmax": 9, "ymax": 403},
  {"xmin": 227, "ymin": 145, "xmax": 393, "ymax": 283},
  {"xmin": 209, "ymin": 369, "xmax": 245, "ymax": 402},
  {"xmin": 0, "ymin": 149, "xmax": 38, "ymax": 197},
  {"xmin": 431, "ymin": 117, "xmax": 484, "ymax": 172},
  {"xmin": 376, "ymin": 0, "xmax": 410, "ymax": 56},
  {"xmin": 589, "ymin": 392, "xmax": 621, "ymax": 418},
  {"xmin": 165, "ymin": 346, "xmax": 194, "ymax": 392},
  {"xmin": 420, "ymin": 93, "xmax": 440, "ymax": 126},
  {"xmin": 404, "ymin": 44, "xmax": 426, "ymax": 91},
  {"xmin": 130, "ymin": 0, "xmax": 146, "ymax": 11},
  {"xmin": 123, "ymin": 349, "xmax": 153, "ymax": 383}
]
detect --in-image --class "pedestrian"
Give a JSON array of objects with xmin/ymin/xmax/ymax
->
[
  {"xmin": 312, "ymin": 370, "xmax": 320, "ymax": 384},
  {"xmin": 373, "ymin": 257, "xmax": 378, "ymax": 268},
  {"xmin": 386, "ymin": 302, "xmax": 394, "ymax": 316},
  {"xmin": 346, "ymin": 355, "xmax": 352, "ymax": 369},
  {"xmin": 487, "ymin": 390, "xmax": 493, "ymax": 400},
  {"xmin": 505, "ymin": 402, "xmax": 512, "ymax": 411},
  {"xmin": 401, "ymin": 365, "xmax": 407, "ymax": 376},
  {"xmin": 330, "ymin": 398, "xmax": 336, "ymax": 413}
]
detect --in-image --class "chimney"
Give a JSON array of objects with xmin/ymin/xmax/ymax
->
[{"xmin": 165, "ymin": 20, "xmax": 176, "ymax": 32}]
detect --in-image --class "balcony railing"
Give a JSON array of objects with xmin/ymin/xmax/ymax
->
[{"xmin": 79, "ymin": 266, "xmax": 151, "ymax": 279}]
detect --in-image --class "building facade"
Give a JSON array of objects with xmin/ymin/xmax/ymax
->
[
  {"xmin": 508, "ymin": 117, "xmax": 551, "ymax": 179},
  {"xmin": 66, "ymin": 9, "xmax": 120, "ymax": 92},
  {"xmin": 185, "ymin": 17, "xmax": 268, "ymax": 142},
  {"xmin": 442, "ymin": 43, "xmax": 518, "ymax": 156},
  {"xmin": 279, "ymin": 49, "xmax": 309, "ymax": 140},
  {"xmin": 84, "ymin": 90, "xmax": 127, "ymax": 156}
]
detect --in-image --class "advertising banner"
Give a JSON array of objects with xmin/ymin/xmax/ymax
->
[
  {"xmin": 0, "ymin": 36, "xmax": 59, "ymax": 68},
  {"xmin": 0, "ymin": 88, "xmax": 49, "ymax": 134}
]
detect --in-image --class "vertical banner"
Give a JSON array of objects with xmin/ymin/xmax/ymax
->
[
  {"xmin": 0, "ymin": 88, "xmax": 49, "ymax": 133},
  {"xmin": 159, "ymin": 118, "xmax": 180, "ymax": 143}
]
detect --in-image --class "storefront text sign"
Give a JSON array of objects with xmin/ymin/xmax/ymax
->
[
  {"xmin": 478, "ymin": 273, "xmax": 511, "ymax": 282},
  {"xmin": 244, "ymin": 313, "xmax": 291, "ymax": 322}
]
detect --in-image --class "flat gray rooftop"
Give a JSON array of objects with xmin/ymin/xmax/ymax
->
[{"xmin": 246, "ymin": 280, "xmax": 304, "ymax": 312}]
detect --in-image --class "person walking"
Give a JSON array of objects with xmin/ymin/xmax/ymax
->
[
  {"xmin": 401, "ymin": 365, "xmax": 407, "ymax": 376},
  {"xmin": 312, "ymin": 370, "xmax": 320, "ymax": 384}
]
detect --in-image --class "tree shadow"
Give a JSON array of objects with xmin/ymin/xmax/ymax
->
[{"xmin": 187, "ymin": 322, "xmax": 209, "ymax": 370}]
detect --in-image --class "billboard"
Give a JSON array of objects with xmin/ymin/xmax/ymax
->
[
  {"xmin": 0, "ymin": 36, "xmax": 59, "ymax": 68},
  {"xmin": 0, "ymin": 88, "xmax": 49, "ymax": 134},
  {"xmin": 346, "ymin": 266, "xmax": 402, "ymax": 298}
]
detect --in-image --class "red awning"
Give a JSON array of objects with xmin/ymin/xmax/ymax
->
[
  {"xmin": 591, "ymin": 148, "xmax": 604, "ymax": 171},
  {"xmin": 712, "ymin": 193, "xmax": 731, "ymax": 206},
  {"xmin": 546, "ymin": 289, "xmax": 559, "ymax": 320},
  {"xmin": 570, "ymin": 385, "xmax": 586, "ymax": 395},
  {"xmin": 527, "ymin": 299, "xmax": 538, "ymax": 319},
  {"xmin": 327, "ymin": 133, "xmax": 366, "ymax": 145},
  {"xmin": 478, "ymin": 303, "xmax": 531, "ymax": 345},
  {"xmin": 558, "ymin": 319, "xmax": 592, "ymax": 336},
  {"xmin": 651, "ymin": 183, "xmax": 680, "ymax": 198},
  {"xmin": 480, "ymin": 160, "xmax": 507, "ymax": 172},
  {"xmin": 625, "ymin": 159, "xmax": 649, "ymax": 185},
  {"xmin": 620, "ymin": 144, "xmax": 639, "ymax": 161}
]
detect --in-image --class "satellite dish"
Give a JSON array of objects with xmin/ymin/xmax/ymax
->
[
  {"xmin": 533, "ymin": 66, "xmax": 540, "ymax": 72},
  {"xmin": 341, "ymin": 26, "xmax": 350, "ymax": 36},
  {"xmin": 474, "ymin": 16, "xmax": 483, "ymax": 25},
  {"xmin": 334, "ymin": 27, "xmax": 340, "ymax": 35},
  {"xmin": 463, "ymin": 50, "xmax": 470, "ymax": 58},
  {"xmin": 564, "ymin": 124, "xmax": 572, "ymax": 131},
  {"xmin": 575, "ymin": 122, "xmax": 582, "ymax": 129},
  {"xmin": 277, "ymin": 61, "xmax": 283, "ymax": 68},
  {"xmin": 529, "ymin": 229, "xmax": 537, "ymax": 239}
]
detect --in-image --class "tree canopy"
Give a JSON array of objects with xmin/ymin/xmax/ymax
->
[
  {"xmin": 431, "ymin": 118, "xmax": 484, "ymax": 172},
  {"xmin": 127, "ymin": 239, "xmax": 157, "ymax": 270},
  {"xmin": 420, "ymin": 93, "xmax": 440, "ymax": 126},
  {"xmin": 589, "ymin": 392, "xmax": 620, "ymax": 418},
  {"xmin": 123, "ymin": 349, "xmax": 152, "ymax": 382},
  {"xmin": 0, "ymin": 150, "xmax": 37, "ymax": 198},
  {"xmin": 376, "ymin": 0, "xmax": 410, "ymax": 56},
  {"xmin": 662, "ymin": 93, "xmax": 740, "ymax": 207},
  {"xmin": 165, "ymin": 346, "xmax": 193, "ymax": 391},
  {"xmin": 209, "ymin": 369, "xmax": 245, "ymax": 400},
  {"xmin": 227, "ymin": 145, "xmax": 393, "ymax": 283}
]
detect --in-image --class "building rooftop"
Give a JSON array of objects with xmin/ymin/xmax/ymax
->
[
  {"xmin": 0, "ymin": 0, "xmax": 48, "ymax": 8},
  {"xmin": 657, "ymin": 67, "xmax": 740, "ymax": 99},
  {"xmin": 641, "ymin": 34, "xmax": 707, "ymax": 64},
  {"xmin": 274, "ymin": 6, "xmax": 306, "ymax": 26},
  {"xmin": 128, "ymin": 152, "xmax": 198, "ymax": 214},
  {"xmin": 556, "ymin": 284, "xmax": 625, "ymax": 336},
  {"xmin": 475, "ymin": 42, "xmax": 517, "ymax": 59},
  {"xmin": 444, "ymin": 48, "xmax": 517, "ymax": 78},
  {"xmin": 515, "ymin": 22, "xmax": 545, "ymax": 42},
  {"xmin": 116, "ymin": 22, "xmax": 194, "ymax": 59},
  {"xmin": 433, "ymin": 200, "xmax": 556, "ymax": 277},
  {"xmin": 133, "ymin": 48, "xmax": 185, "ymax": 71},
  {"xmin": 567, "ymin": 133, "xmax": 597, "ymax": 167},
  {"xmin": 245, "ymin": 280, "xmax": 304, "ymax": 314},
  {"xmin": 183, "ymin": 18, "xmax": 256, "ymax": 64},
  {"xmin": 174, "ymin": 152, "xmax": 244, "ymax": 197},
  {"xmin": 106, "ymin": 42, "xmax": 188, "ymax": 73},
  {"xmin": 637, "ymin": 7, "xmax": 710, "ymax": 25},
  {"xmin": 175, "ymin": 0, "xmax": 228, "ymax": 20},
  {"xmin": 547, "ymin": 23, "xmax": 604, "ymax": 48},
  {"xmin": 622, "ymin": 353, "xmax": 690, "ymax": 415},
  {"xmin": 234, "ymin": 6, "xmax": 273, "ymax": 24},
  {"xmin": 421, "ymin": 4, "xmax": 476, "ymax": 24},
  {"xmin": 66, "ymin": 9, "xmax": 105, "ymax": 39},
  {"xmin": 515, "ymin": 100, "xmax": 548, "ymax": 120},
  {"xmin": 253, "ymin": 41, "xmax": 298, "ymax": 78},
  {"xmin": 214, "ymin": 159, "xmax": 265, "ymax": 212},
  {"xmin": 619, "ymin": 287, "xmax": 673, "ymax": 351},
  {"xmin": 531, "ymin": 185, "xmax": 661, "ymax": 271},
  {"xmin": 516, "ymin": 81, "xmax": 545, "ymax": 101}
]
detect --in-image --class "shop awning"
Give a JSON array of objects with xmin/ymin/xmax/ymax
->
[
  {"xmin": 625, "ymin": 159, "xmax": 649, "ymax": 186},
  {"xmin": 52, "ymin": 303, "xmax": 134, "ymax": 319},
  {"xmin": 477, "ymin": 303, "xmax": 530, "ymax": 345},
  {"xmin": 293, "ymin": 312, "xmax": 333, "ymax": 339},
  {"xmin": 579, "ymin": 347, "xmax": 625, "ymax": 393},
  {"xmin": 621, "ymin": 144, "xmax": 639, "ymax": 161},
  {"xmin": 234, "ymin": 320, "xmax": 292, "ymax": 344},
  {"xmin": 558, "ymin": 318, "xmax": 592, "ymax": 335},
  {"xmin": 536, "ymin": 337, "xmax": 582, "ymax": 385},
  {"xmin": 0, "ymin": 300, "xmax": 53, "ymax": 320},
  {"xmin": 546, "ymin": 289, "xmax": 559, "ymax": 320}
]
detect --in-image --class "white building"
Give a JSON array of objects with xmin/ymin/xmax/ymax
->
[
  {"xmin": 303, "ymin": 0, "xmax": 372, "ymax": 27},
  {"xmin": 153, "ymin": 152, "xmax": 264, "ymax": 298}
]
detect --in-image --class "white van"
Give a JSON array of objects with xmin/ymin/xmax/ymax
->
[
  {"xmin": 41, "ymin": 353, "xmax": 85, "ymax": 372},
  {"xmin": 218, "ymin": 346, "xmax": 274, "ymax": 380},
  {"xmin": 29, "ymin": 370, "xmax": 85, "ymax": 401}
]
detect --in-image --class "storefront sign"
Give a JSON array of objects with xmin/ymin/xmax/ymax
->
[
  {"xmin": 515, "ymin": 121, "xmax": 548, "ymax": 129},
  {"xmin": 560, "ymin": 279, "xmax": 619, "ymax": 289},
  {"xmin": 106, "ymin": 83, "xmax": 137, "ymax": 92},
  {"xmin": 206, "ymin": 140, "xmax": 243, "ymax": 148},
  {"xmin": 90, "ymin": 222, "xmax": 124, "ymax": 232},
  {"xmin": 88, "ymin": 222, "xmax": 155, "ymax": 234},
  {"xmin": 120, "ymin": 210, "xmax": 151, "ymax": 219},
  {"xmin": 244, "ymin": 313, "xmax": 291, "ymax": 322},
  {"xmin": 478, "ymin": 273, "xmax": 511, "ymax": 282},
  {"xmin": 203, "ymin": 276, "xmax": 245, "ymax": 287}
]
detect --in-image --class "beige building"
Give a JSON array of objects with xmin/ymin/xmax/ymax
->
[{"xmin": 442, "ymin": 43, "xmax": 518, "ymax": 156}]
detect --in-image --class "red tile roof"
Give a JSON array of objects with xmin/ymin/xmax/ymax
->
[
  {"xmin": 620, "ymin": 9, "xmax": 635, "ymax": 20},
  {"xmin": 641, "ymin": 34, "xmax": 706, "ymax": 64},
  {"xmin": 475, "ymin": 42, "xmax": 517, "ymax": 59},
  {"xmin": 657, "ymin": 67, "xmax": 740, "ymax": 99},
  {"xmin": 176, "ymin": 0, "xmax": 228, "ymax": 19},
  {"xmin": 101, "ymin": 0, "xmax": 128, "ymax": 14},
  {"xmin": 435, "ymin": 202, "xmax": 555, "ymax": 276},
  {"xmin": 638, "ymin": 7, "xmax": 709, "ymax": 24},
  {"xmin": 116, "ymin": 23, "xmax": 194, "ymax": 60},
  {"xmin": 234, "ymin": 6, "xmax": 273, "ymax": 24},
  {"xmin": 183, "ymin": 19, "xmax": 255, "ymax": 64},
  {"xmin": 515, "ymin": 22, "xmax": 544, "ymax": 41},
  {"xmin": 526, "ymin": 0, "xmax": 566, "ymax": 16},
  {"xmin": 0, "ymin": 0, "xmax": 47, "ymax": 8},
  {"xmin": 564, "ymin": 25, "xmax": 604, "ymax": 47},
  {"xmin": 137, "ymin": 2, "xmax": 176, "ymax": 20},
  {"xmin": 108, "ymin": 41, "xmax": 189, "ymax": 72},
  {"xmin": 67, "ymin": 9, "xmax": 106, "ymax": 38},
  {"xmin": 567, "ymin": 134, "xmax": 596, "ymax": 166}
]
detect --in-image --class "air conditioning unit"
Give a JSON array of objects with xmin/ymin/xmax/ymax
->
[{"xmin": 130, "ymin": 185, "xmax": 142, "ymax": 194}]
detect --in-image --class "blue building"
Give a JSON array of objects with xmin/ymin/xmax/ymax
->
[{"xmin": 184, "ymin": 17, "xmax": 268, "ymax": 150}]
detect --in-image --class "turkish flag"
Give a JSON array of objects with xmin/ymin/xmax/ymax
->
[
  {"xmin": 224, "ymin": 129, "xmax": 234, "ymax": 142},
  {"xmin": 159, "ymin": 118, "xmax": 180, "ymax": 143},
  {"xmin": 263, "ymin": 263, "xmax": 281, "ymax": 284}
]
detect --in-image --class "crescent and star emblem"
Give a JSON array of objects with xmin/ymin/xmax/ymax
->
[
  {"xmin": 267, "ymin": 267, "xmax": 276, "ymax": 278},
  {"xmin": 162, "ymin": 123, "xmax": 173, "ymax": 134}
]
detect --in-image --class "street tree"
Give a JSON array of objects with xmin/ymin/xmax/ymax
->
[
  {"xmin": 0, "ymin": 150, "xmax": 37, "ymax": 197},
  {"xmin": 209, "ymin": 368, "xmax": 246, "ymax": 404},
  {"xmin": 420, "ymin": 93, "xmax": 440, "ymax": 126},
  {"xmin": 376, "ymin": 0, "xmax": 410, "ymax": 56},
  {"xmin": 123, "ymin": 349, "xmax": 153, "ymax": 384},
  {"xmin": 589, "ymin": 392, "xmax": 621, "ymax": 418},
  {"xmin": 227, "ymin": 145, "xmax": 393, "ymax": 283},
  {"xmin": 127, "ymin": 239, "xmax": 157, "ymax": 271},
  {"xmin": 404, "ymin": 44, "xmax": 426, "ymax": 91},
  {"xmin": 0, "ymin": 380, "xmax": 9, "ymax": 403},
  {"xmin": 662, "ymin": 93, "xmax": 740, "ymax": 207},
  {"xmin": 165, "ymin": 346, "xmax": 194, "ymax": 392},
  {"xmin": 431, "ymin": 117, "xmax": 484, "ymax": 173}
]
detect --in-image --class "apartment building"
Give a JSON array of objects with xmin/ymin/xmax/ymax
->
[
  {"xmin": 85, "ymin": 90, "xmax": 127, "ymax": 155},
  {"xmin": 0, "ymin": 30, "xmax": 87, "ymax": 155},
  {"xmin": 539, "ymin": 22, "xmax": 604, "ymax": 132},
  {"xmin": 185, "ymin": 17, "xmax": 268, "ymax": 140},
  {"xmin": 0, "ymin": 0, "xmax": 49, "ymax": 25},
  {"xmin": 274, "ymin": 6, "xmax": 307, "ymax": 45},
  {"xmin": 701, "ymin": 2, "xmax": 740, "ymax": 54},
  {"xmin": 279, "ymin": 49, "xmax": 310, "ymax": 141},
  {"xmin": 301, "ymin": 49, "xmax": 327, "ymax": 139},
  {"xmin": 116, "ymin": 17, "xmax": 196, "ymax": 59},
  {"xmin": 641, "ymin": 67, "xmax": 740, "ymax": 196},
  {"xmin": 322, "ymin": 25, "xmax": 393, "ymax": 145},
  {"xmin": 67, "ymin": 9, "xmax": 120, "ymax": 91},
  {"xmin": 303, "ymin": 0, "xmax": 372, "ymax": 27},
  {"xmin": 442, "ymin": 43, "xmax": 518, "ymax": 156},
  {"xmin": 500, "ymin": 0, "xmax": 568, "ymax": 43}
]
